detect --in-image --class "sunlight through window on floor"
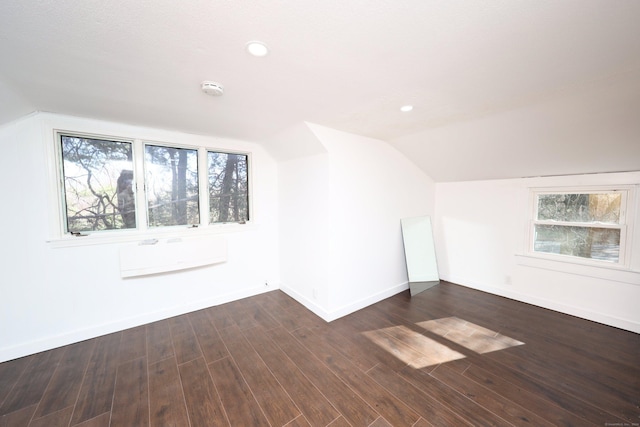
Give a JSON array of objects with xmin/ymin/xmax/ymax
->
[
  {"xmin": 363, "ymin": 326, "xmax": 465, "ymax": 368},
  {"xmin": 363, "ymin": 317, "xmax": 524, "ymax": 368},
  {"xmin": 416, "ymin": 317, "xmax": 524, "ymax": 354}
]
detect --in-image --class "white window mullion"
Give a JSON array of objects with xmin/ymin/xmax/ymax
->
[
  {"xmin": 533, "ymin": 220, "xmax": 623, "ymax": 229},
  {"xmin": 198, "ymin": 147, "xmax": 210, "ymax": 226},
  {"xmin": 133, "ymin": 139, "xmax": 148, "ymax": 231}
]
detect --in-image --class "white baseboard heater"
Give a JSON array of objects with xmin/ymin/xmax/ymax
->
[{"xmin": 119, "ymin": 237, "xmax": 227, "ymax": 278}]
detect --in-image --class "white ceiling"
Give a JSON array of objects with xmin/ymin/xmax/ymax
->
[{"xmin": 1, "ymin": 0, "xmax": 639, "ymax": 181}]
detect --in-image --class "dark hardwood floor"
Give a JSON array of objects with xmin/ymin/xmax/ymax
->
[{"xmin": 1, "ymin": 281, "xmax": 638, "ymax": 426}]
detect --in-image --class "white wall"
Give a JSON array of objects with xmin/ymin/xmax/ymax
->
[
  {"xmin": 278, "ymin": 153, "xmax": 331, "ymax": 313},
  {"xmin": 312, "ymin": 124, "xmax": 436, "ymax": 316},
  {"xmin": 278, "ymin": 123, "xmax": 435, "ymax": 320},
  {"xmin": 434, "ymin": 172, "xmax": 640, "ymax": 333},
  {"xmin": 0, "ymin": 113, "xmax": 280, "ymax": 362}
]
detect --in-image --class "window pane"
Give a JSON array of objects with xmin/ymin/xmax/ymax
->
[
  {"xmin": 208, "ymin": 152, "xmax": 249, "ymax": 223},
  {"xmin": 534, "ymin": 225, "xmax": 620, "ymax": 262},
  {"xmin": 145, "ymin": 145, "xmax": 199, "ymax": 227},
  {"xmin": 61, "ymin": 135, "xmax": 135, "ymax": 232},
  {"xmin": 537, "ymin": 193, "xmax": 621, "ymax": 223}
]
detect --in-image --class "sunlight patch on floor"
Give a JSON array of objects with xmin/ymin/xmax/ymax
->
[
  {"xmin": 363, "ymin": 326, "xmax": 465, "ymax": 369},
  {"xmin": 364, "ymin": 317, "xmax": 524, "ymax": 368},
  {"xmin": 416, "ymin": 317, "xmax": 525, "ymax": 354}
]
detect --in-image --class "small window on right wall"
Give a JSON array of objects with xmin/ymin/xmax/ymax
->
[{"xmin": 530, "ymin": 188, "xmax": 633, "ymax": 266}]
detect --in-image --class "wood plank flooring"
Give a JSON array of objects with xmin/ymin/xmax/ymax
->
[{"xmin": 0, "ymin": 281, "xmax": 638, "ymax": 426}]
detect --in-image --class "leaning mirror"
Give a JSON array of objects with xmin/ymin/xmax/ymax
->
[{"xmin": 401, "ymin": 215, "xmax": 440, "ymax": 296}]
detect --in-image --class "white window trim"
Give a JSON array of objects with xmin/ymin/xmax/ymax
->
[
  {"xmin": 526, "ymin": 185, "xmax": 634, "ymax": 269},
  {"xmin": 514, "ymin": 253, "xmax": 640, "ymax": 285},
  {"xmin": 516, "ymin": 184, "xmax": 640, "ymax": 285},
  {"xmin": 46, "ymin": 129, "xmax": 254, "ymax": 248}
]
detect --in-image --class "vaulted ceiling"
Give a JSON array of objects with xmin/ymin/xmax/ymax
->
[{"xmin": 1, "ymin": 0, "xmax": 639, "ymax": 181}]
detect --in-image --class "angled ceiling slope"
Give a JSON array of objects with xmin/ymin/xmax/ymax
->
[{"xmin": 1, "ymin": 0, "xmax": 639, "ymax": 181}]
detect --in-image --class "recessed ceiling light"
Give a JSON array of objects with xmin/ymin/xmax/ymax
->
[
  {"xmin": 400, "ymin": 105, "xmax": 413, "ymax": 112},
  {"xmin": 246, "ymin": 41, "xmax": 269, "ymax": 57}
]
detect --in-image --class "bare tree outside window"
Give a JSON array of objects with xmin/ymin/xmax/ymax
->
[
  {"xmin": 61, "ymin": 135, "xmax": 136, "ymax": 233},
  {"xmin": 208, "ymin": 152, "xmax": 249, "ymax": 223},
  {"xmin": 145, "ymin": 145, "xmax": 200, "ymax": 227},
  {"xmin": 534, "ymin": 192, "xmax": 623, "ymax": 262},
  {"xmin": 57, "ymin": 132, "xmax": 252, "ymax": 235}
]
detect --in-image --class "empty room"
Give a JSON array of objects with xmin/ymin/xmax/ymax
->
[{"xmin": 1, "ymin": 1, "xmax": 639, "ymax": 426}]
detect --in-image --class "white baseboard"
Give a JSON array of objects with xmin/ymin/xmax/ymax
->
[
  {"xmin": 280, "ymin": 282, "xmax": 409, "ymax": 322},
  {"xmin": 441, "ymin": 274, "xmax": 640, "ymax": 334},
  {"xmin": 279, "ymin": 286, "xmax": 331, "ymax": 321},
  {"xmin": 0, "ymin": 284, "xmax": 278, "ymax": 363},
  {"xmin": 327, "ymin": 282, "xmax": 410, "ymax": 321}
]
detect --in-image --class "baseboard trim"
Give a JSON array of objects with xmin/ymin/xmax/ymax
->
[
  {"xmin": 0, "ymin": 284, "xmax": 278, "ymax": 363},
  {"xmin": 441, "ymin": 274, "xmax": 640, "ymax": 334},
  {"xmin": 280, "ymin": 282, "xmax": 409, "ymax": 322}
]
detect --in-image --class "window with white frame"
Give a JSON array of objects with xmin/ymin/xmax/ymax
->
[
  {"xmin": 529, "ymin": 187, "xmax": 632, "ymax": 266},
  {"xmin": 208, "ymin": 151, "xmax": 249, "ymax": 224},
  {"xmin": 145, "ymin": 144, "xmax": 200, "ymax": 227},
  {"xmin": 57, "ymin": 132, "xmax": 250, "ymax": 235},
  {"xmin": 60, "ymin": 134, "xmax": 137, "ymax": 233}
]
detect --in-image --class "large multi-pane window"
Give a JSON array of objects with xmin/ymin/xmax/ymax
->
[
  {"xmin": 57, "ymin": 132, "xmax": 250, "ymax": 235},
  {"xmin": 530, "ymin": 189, "xmax": 630, "ymax": 265}
]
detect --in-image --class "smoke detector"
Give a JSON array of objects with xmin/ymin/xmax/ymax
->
[{"xmin": 201, "ymin": 81, "xmax": 224, "ymax": 96}]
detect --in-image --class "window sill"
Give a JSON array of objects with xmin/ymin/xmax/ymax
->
[
  {"xmin": 47, "ymin": 222, "xmax": 255, "ymax": 249},
  {"xmin": 515, "ymin": 254, "xmax": 640, "ymax": 285}
]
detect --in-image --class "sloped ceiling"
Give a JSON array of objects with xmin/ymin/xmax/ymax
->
[{"xmin": 1, "ymin": 0, "xmax": 639, "ymax": 181}]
